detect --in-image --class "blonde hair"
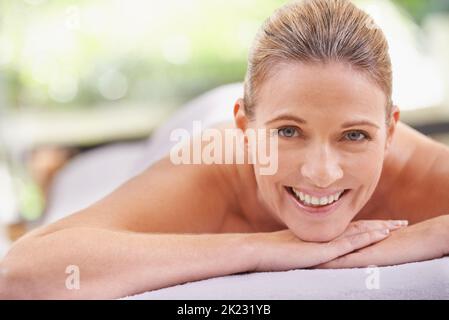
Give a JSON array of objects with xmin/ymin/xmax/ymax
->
[{"xmin": 244, "ymin": 0, "xmax": 393, "ymax": 121}]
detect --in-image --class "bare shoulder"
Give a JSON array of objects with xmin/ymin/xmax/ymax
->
[
  {"xmin": 26, "ymin": 120, "xmax": 269, "ymax": 238},
  {"xmin": 361, "ymin": 121, "xmax": 449, "ymax": 223},
  {"xmin": 390, "ymin": 121, "xmax": 449, "ymax": 190},
  {"xmin": 28, "ymin": 132, "xmax": 246, "ymax": 238}
]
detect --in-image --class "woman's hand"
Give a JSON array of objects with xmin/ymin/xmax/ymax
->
[
  {"xmin": 251, "ymin": 219, "xmax": 408, "ymax": 272},
  {"xmin": 314, "ymin": 215, "xmax": 449, "ymax": 269}
]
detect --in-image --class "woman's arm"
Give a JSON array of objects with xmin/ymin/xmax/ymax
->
[
  {"xmin": 0, "ymin": 155, "xmax": 241, "ymax": 299},
  {"xmin": 0, "ymin": 220, "xmax": 399, "ymax": 299},
  {"xmin": 315, "ymin": 214, "xmax": 449, "ymax": 269},
  {"xmin": 0, "ymin": 228, "xmax": 255, "ymax": 299}
]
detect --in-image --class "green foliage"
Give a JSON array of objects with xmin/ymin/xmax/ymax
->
[
  {"xmin": 0, "ymin": 0, "xmax": 447, "ymax": 111},
  {"xmin": 392, "ymin": 0, "xmax": 449, "ymax": 23},
  {"xmin": 0, "ymin": 0, "xmax": 284, "ymax": 111}
]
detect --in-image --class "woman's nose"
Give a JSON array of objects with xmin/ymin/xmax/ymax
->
[{"xmin": 300, "ymin": 145, "xmax": 343, "ymax": 188}]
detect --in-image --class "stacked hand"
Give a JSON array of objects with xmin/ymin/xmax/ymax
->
[
  {"xmin": 315, "ymin": 215, "xmax": 449, "ymax": 269},
  {"xmin": 251, "ymin": 216, "xmax": 449, "ymax": 272}
]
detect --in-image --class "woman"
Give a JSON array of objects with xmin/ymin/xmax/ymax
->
[{"xmin": 1, "ymin": 0, "xmax": 448, "ymax": 299}]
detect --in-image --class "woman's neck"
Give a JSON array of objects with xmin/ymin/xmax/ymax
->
[{"xmin": 232, "ymin": 163, "xmax": 287, "ymax": 233}]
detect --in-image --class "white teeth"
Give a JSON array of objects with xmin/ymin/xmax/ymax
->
[
  {"xmin": 304, "ymin": 194, "xmax": 310, "ymax": 204},
  {"xmin": 319, "ymin": 197, "xmax": 328, "ymax": 205},
  {"xmin": 291, "ymin": 188, "xmax": 345, "ymax": 207}
]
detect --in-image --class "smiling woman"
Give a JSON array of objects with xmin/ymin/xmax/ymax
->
[
  {"xmin": 1, "ymin": 0, "xmax": 449, "ymax": 299},
  {"xmin": 237, "ymin": 61, "xmax": 396, "ymax": 242}
]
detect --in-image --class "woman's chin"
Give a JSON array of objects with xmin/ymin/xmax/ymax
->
[{"xmin": 291, "ymin": 227, "xmax": 344, "ymax": 243}]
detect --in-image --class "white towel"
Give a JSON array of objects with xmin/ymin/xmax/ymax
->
[{"xmin": 124, "ymin": 257, "xmax": 449, "ymax": 300}]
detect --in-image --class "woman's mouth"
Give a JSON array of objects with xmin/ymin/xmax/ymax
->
[{"xmin": 285, "ymin": 186, "xmax": 351, "ymax": 216}]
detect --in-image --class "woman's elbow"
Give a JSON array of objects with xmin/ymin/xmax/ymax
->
[
  {"xmin": 0, "ymin": 255, "xmax": 36, "ymax": 299},
  {"xmin": 0, "ymin": 239, "xmax": 59, "ymax": 299}
]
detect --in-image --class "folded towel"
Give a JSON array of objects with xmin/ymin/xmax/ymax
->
[{"xmin": 124, "ymin": 257, "xmax": 449, "ymax": 300}]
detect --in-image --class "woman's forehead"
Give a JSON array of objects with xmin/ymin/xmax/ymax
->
[{"xmin": 256, "ymin": 61, "xmax": 387, "ymax": 119}]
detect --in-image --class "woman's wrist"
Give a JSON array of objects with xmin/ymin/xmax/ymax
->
[
  {"xmin": 439, "ymin": 215, "xmax": 449, "ymax": 255},
  {"xmin": 234, "ymin": 232, "xmax": 263, "ymax": 273}
]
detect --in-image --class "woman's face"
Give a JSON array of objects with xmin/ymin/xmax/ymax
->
[{"xmin": 239, "ymin": 61, "xmax": 398, "ymax": 242}]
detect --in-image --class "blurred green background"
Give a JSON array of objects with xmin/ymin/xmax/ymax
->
[
  {"xmin": 0, "ymin": 0, "xmax": 283, "ymax": 112},
  {"xmin": 394, "ymin": 0, "xmax": 449, "ymax": 23},
  {"xmin": 0, "ymin": 0, "xmax": 447, "ymax": 112}
]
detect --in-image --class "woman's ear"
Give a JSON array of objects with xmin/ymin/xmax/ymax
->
[
  {"xmin": 385, "ymin": 104, "xmax": 400, "ymax": 152},
  {"xmin": 233, "ymin": 98, "xmax": 249, "ymax": 132}
]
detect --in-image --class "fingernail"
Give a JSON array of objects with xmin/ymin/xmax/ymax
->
[{"xmin": 391, "ymin": 220, "xmax": 408, "ymax": 227}]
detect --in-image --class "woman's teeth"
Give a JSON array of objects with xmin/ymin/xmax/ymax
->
[{"xmin": 291, "ymin": 187, "xmax": 345, "ymax": 207}]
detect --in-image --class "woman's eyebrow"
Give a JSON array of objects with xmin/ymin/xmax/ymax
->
[
  {"xmin": 264, "ymin": 114, "xmax": 307, "ymax": 126},
  {"xmin": 341, "ymin": 119, "xmax": 380, "ymax": 129},
  {"xmin": 265, "ymin": 114, "xmax": 380, "ymax": 129}
]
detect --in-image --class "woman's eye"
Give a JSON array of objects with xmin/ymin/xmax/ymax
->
[
  {"xmin": 277, "ymin": 126, "xmax": 300, "ymax": 138},
  {"xmin": 344, "ymin": 130, "xmax": 369, "ymax": 142}
]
